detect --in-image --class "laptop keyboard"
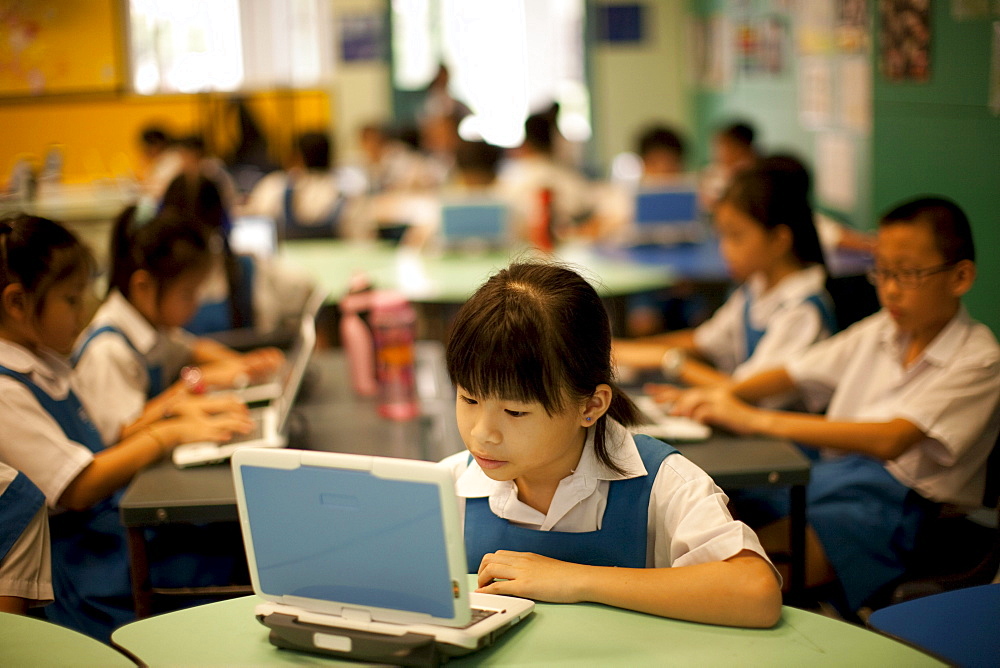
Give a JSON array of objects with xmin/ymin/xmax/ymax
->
[
  {"xmin": 228, "ymin": 412, "xmax": 266, "ymax": 444},
  {"xmin": 461, "ymin": 607, "xmax": 498, "ymax": 629}
]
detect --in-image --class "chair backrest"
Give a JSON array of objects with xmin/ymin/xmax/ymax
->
[
  {"xmin": 982, "ymin": 426, "xmax": 1000, "ymax": 508},
  {"xmin": 824, "ymin": 274, "xmax": 881, "ymax": 332}
]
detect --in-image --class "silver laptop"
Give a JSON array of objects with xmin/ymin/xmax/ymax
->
[
  {"xmin": 231, "ymin": 448, "xmax": 535, "ymax": 663},
  {"xmin": 170, "ymin": 305, "xmax": 319, "ymax": 468},
  {"xmin": 232, "ymin": 288, "xmax": 327, "ymax": 404}
]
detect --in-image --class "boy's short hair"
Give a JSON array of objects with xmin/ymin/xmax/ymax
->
[
  {"xmin": 879, "ymin": 196, "xmax": 975, "ymax": 263},
  {"xmin": 718, "ymin": 122, "xmax": 755, "ymax": 148},
  {"xmin": 455, "ymin": 140, "xmax": 503, "ymax": 178},
  {"xmin": 297, "ymin": 132, "xmax": 332, "ymax": 171},
  {"xmin": 637, "ymin": 125, "xmax": 686, "ymax": 161}
]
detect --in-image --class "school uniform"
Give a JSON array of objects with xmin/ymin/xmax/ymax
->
[
  {"xmin": 243, "ymin": 170, "xmax": 349, "ymax": 239},
  {"xmin": 783, "ymin": 306, "xmax": 1000, "ymax": 610},
  {"xmin": 0, "ymin": 340, "xmax": 132, "ymax": 639},
  {"xmin": 72, "ymin": 290, "xmax": 194, "ymax": 446},
  {"xmin": 184, "ymin": 250, "xmax": 315, "ymax": 337},
  {"xmin": 693, "ymin": 265, "xmax": 834, "ymax": 408},
  {"xmin": 0, "ymin": 462, "xmax": 53, "ymax": 607},
  {"xmin": 496, "ymin": 154, "xmax": 593, "ymax": 241},
  {"xmin": 440, "ymin": 420, "xmax": 776, "ymax": 575},
  {"xmin": 1, "ymin": 340, "xmax": 241, "ymax": 640}
]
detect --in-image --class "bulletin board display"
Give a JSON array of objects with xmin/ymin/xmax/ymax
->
[{"xmin": 0, "ymin": 0, "xmax": 124, "ymax": 97}]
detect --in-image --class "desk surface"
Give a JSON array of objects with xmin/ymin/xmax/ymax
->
[
  {"xmin": 278, "ymin": 240, "xmax": 675, "ymax": 303},
  {"xmin": 119, "ymin": 347, "xmax": 810, "ymax": 528},
  {"xmin": 0, "ymin": 612, "xmax": 135, "ymax": 667},
  {"xmin": 111, "ymin": 588, "xmax": 940, "ymax": 666},
  {"xmin": 597, "ymin": 240, "xmax": 873, "ymax": 282}
]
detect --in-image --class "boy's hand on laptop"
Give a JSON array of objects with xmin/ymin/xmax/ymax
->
[{"xmin": 475, "ymin": 551, "xmax": 588, "ymax": 603}]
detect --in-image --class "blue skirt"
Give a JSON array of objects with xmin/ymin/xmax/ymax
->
[{"xmin": 728, "ymin": 454, "xmax": 938, "ymax": 611}]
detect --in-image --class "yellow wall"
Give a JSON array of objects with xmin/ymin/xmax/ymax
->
[{"xmin": 0, "ymin": 90, "xmax": 331, "ymax": 184}]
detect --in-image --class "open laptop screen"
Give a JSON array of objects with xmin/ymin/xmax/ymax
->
[
  {"xmin": 634, "ymin": 188, "xmax": 698, "ymax": 227},
  {"xmin": 440, "ymin": 201, "xmax": 508, "ymax": 243},
  {"xmin": 240, "ymin": 464, "xmax": 454, "ymax": 618}
]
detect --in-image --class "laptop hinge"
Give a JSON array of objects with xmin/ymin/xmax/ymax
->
[{"xmin": 340, "ymin": 607, "xmax": 372, "ymax": 623}]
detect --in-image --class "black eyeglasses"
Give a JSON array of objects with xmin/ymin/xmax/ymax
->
[{"xmin": 866, "ymin": 263, "xmax": 955, "ymax": 289}]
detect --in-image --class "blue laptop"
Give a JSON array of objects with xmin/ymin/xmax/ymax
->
[
  {"xmin": 439, "ymin": 198, "xmax": 510, "ymax": 250},
  {"xmin": 232, "ymin": 448, "xmax": 534, "ymax": 663},
  {"xmin": 632, "ymin": 186, "xmax": 703, "ymax": 245}
]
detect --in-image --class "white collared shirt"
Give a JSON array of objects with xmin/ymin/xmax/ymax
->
[
  {"xmin": 694, "ymin": 265, "xmax": 831, "ymax": 409},
  {"xmin": 786, "ymin": 307, "xmax": 1000, "ymax": 507},
  {"xmin": 439, "ymin": 420, "xmax": 774, "ymax": 571},
  {"xmin": 0, "ymin": 341, "xmax": 93, "ymax": 509},
  {"xmin": 72, "ymin": 290, "xmax": 194, "ymax": 445}
]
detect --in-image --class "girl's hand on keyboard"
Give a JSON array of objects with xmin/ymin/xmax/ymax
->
[{"xmin": 169, "ymin": 393, "xmax": 248, "ymax": 420}]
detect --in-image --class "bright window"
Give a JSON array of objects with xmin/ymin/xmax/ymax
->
[
  {"xmin": 391, "ymin": 0, "xmax": 589, "ymax": 148},
  {"xmin": 127, "ymin": 0, "xmax": 332, "ymax": 95}
]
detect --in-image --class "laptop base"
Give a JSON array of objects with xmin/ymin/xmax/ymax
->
[{"xmin": 259, "ymin": 611, "xmax": 506, "ymax": 666}]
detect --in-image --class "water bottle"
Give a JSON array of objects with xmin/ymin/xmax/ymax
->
[{"xmin": 370, "ymin": 292, "xmax": 420, "ymax": 421}]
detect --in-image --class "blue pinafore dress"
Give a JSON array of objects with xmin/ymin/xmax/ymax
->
[
  {"xmin": 73, "ymin": 325, "xmax": 164, "ymax": 398},
  {"xmin": 0, "ymin": 468, "xmax": 45, "ymax": 565},
  {"xmin": 464, "ymin": 435, "xmax": 678, "ymax": 572},
  {"xmin": 0, "ymin": 366, "xmax": 133, "ymax": 641},
  {"xmin": 735, "ymin": 290, "xmax": 938, "ymax": 611},
  {"xmin": 281, "ymin": 179, "xmax": 345, "ymax": 240}
]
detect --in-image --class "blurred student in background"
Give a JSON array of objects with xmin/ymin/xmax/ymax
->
[
  {"xmin": 699, "ymin": 121, "xmax": 759, "ymax": 213},
  {"xmin": 162, "ymin": 174, "xmax": 314, "ymax": 338},
  {"xmin": 614, "ymin": 162, "xmax": 834, "ymax": 409},
  {"xmin": 497, "ymin": 108, "xmax": 593, "ymax": 244},
  {"xmin": 242, "ymin": 131, "xmax": 358, "ymax": 240},
  {"xmin": 585, "ymin": 123, "xmax": 690, "ymax": 243}
]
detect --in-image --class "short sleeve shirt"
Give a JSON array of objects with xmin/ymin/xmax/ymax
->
[
  {"xmin": 72, "ymin": 290, "xmax": 193, "ymax": 445},
  {"xmin": 786, "ymin": 307, "xmax": 1000, "ymax": 507},
  {"xmin": 439, "ymin": 420, "xmax": 777, "ymax": 574},
  {"xmin": 0, "ymin": 342, "xmax": 93, "ymax": 509}
]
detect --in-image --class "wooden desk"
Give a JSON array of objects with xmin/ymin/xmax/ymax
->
[
  {"xmin": 110, "ymin": 583, "xmax": 941, "ymax": 667},
  {"xmin": 120, "ymin": 344, "xmax": 811, "ymax": 613},
  {"xmin": 0, "ymin": 612, "xmax": 135, "ymax": 667}
]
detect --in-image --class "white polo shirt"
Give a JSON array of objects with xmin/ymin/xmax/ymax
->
[
  {"xmin": 439, "ymin": 420, "xmax": 776, "ymax": 573},
  {"xmin": 693, "ymin": 265, "xmax": 831, "ymax": 410},
  {"xmin": 72, "ymin": 290, "xmax": 194, "ymax": 445},
  {"xmin": 0, "ymin": 341, "xmax": 93, "ymax": 509},
  {"xmin": 0, "ymin": 462, "xmax": 54, "ymax": 604},
  {"xmin": 786, "ymin": 307, "xmax": 1000, "ymax": 508}
]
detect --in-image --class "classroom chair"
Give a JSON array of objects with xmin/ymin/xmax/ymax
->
[{"xmin": 867, "ymin": 582, "xmax": 1000, "ymax": 667}]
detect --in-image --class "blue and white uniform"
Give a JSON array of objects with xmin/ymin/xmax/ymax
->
[
  {"xmin": 782, "ymin": 306, "xmax": 1000, "ymax": 610},
  {"xmin": 441, "ymin": 420, "xmax": 776, "ymax": 573},
  {"xmin": 72, "ymin": 290, "xmax": 194, "ymax": 446},
  {"xmin": 0, "ymin": 462, "xmax": 53, "ymax": 607},
  {"xmin": 693, "ymin": 265, "xmax": 833, "ymax": 409}
]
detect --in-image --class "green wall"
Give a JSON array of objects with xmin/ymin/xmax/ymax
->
[
  {"xmin": 872, "ymin": 4, "xmax": 1000, "ymax": 334},
  {"xmin": 691, "ymin": 1, "xmax": 998, "ymax": 334}
]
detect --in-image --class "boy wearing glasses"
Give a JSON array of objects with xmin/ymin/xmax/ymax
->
[{"xmin": 659, "ymin": 196, "xmax": 1000, "ymax": 614}]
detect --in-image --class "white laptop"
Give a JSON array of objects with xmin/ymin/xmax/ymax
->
[
  {"xmin": 231, "ymin": 288, "xmax": 327, "ymax": 405},
  {"xmin": 632, "ymin": 395, "xmax": 711, "ymax": 442},
  {"xmin": 231, "ymin": 448, "xmax": 535, "ymax": 663},
  {"xmin": 171, "ymin": 306, "xmax": 319, "ymax": 468}
]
